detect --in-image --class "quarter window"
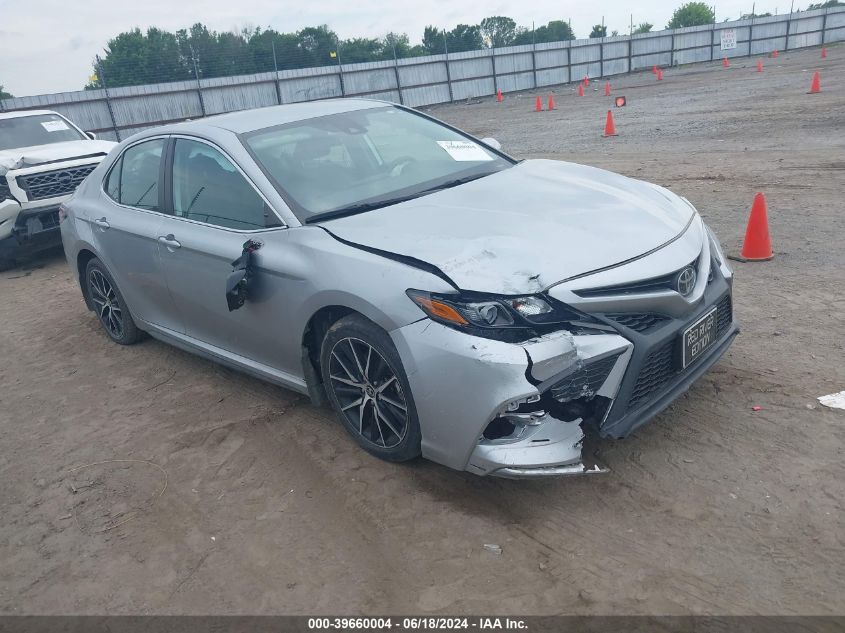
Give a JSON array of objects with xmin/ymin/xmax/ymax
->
[
  {"xmin": 172, "ymin": 139, "xmax": 275, "ymax": 230},
  {"xmin": 105, "ymin": 139, "xmax": 165, "ymax": 210}
]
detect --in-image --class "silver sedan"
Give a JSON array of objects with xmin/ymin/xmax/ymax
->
[{"xmin": 60, "ymin": 99, "xmax": 738, "ymax": 478}]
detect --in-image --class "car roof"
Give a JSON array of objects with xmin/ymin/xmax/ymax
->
[
  {"xmin": 155, "ymin": 98, "xmax": 391, "ymax": 136},
  {"xmin": 0, "ymin": 109, "xmax": 64, "ymax": 120}
]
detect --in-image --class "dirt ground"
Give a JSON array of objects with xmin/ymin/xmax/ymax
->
[{"xmin": 1, "ymin": 45, "xmax": 843, "ymax": 616}]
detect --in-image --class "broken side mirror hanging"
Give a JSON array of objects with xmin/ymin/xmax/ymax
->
[{"xmin": 226, "ymin": 239, "xmax": 262, "ymax": 311}]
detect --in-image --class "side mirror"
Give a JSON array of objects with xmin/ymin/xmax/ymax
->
[
  {"xmin": 86, "ymin": 131, "xmax": 98, "ymax": 140},
  {"xmin": 225, "ymin": 269, "xmax": 248, "ymax": 311},
  {"xmin": 480, "ymin": 137, "xmax": 501, "ymax": 151},
  {"xmin": 225, "ymin": 239, "xmax": 262, "ymax": 311}
]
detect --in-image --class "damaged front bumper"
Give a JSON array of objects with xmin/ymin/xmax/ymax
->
[
  {"xmin": 391, "ymin": 283, "xmax": 737, "ymax": 479},
  {"xmin": 391, "ymin": 320, "xmax": 633, "ymax": 478},
  {"xmin": 0, "ymin": 203, "xmax": 63, "ymax": 262}
]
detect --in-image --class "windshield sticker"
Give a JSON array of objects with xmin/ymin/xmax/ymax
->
[
  {"xmin": 41, "ymin": 120, "xmax": 70, "ymax": 132},
  {"xmin": 436, "ymin": 140, "xmax": 493, "ymax": 162}
]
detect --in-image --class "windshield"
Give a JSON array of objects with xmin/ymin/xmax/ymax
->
[
  {"xmin": 242, "ymin": 106, "xmax": 512, "ymax": 222},
  {"xmin": 0, "ymin": 113, "xmax": 87, "ymax": 151}
]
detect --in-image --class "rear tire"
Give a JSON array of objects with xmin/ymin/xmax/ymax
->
[
  {"xmin": 320, "ymin": 314, "xmax": 421, "ymax": 463},
  {"xmin": 85, "ymin": 258, "xmax": 142, "ymax": 345}
]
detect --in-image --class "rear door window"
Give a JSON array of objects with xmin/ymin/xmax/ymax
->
[{"xmin": 106, "ymin": 139, "xmax": 165, "ymax": 211}]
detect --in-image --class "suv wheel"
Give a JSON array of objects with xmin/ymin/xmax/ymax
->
[
  {"xmin": 85, "ymin": 258, "xmax": 141, "ymax": 345},
  {"xmin": 320, "ymin": 314, "xmax": 422, "ymax": 462}
]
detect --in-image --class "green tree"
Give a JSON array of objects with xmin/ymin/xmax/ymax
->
[
  {"xmin": 340, "ymin": 37, "xmax": 386, "ymax": 63},
  {"xmin": 422, "ymin": 26, "xmax": 445, "ymax": 54},
  {"xmin": 446, "ymin": 24, "xmax": 484, "ymax": 52},
  {"xmin": 667, "ymin": 2, "xmax": 716, "ymax": 28},
  {"xmin": 589, "ymin": 24, "xmax": 608, "ymax": 38},
  {"xmin": 298, "ymin": 25, "xmax": 340, "ymax": 66},
  {"xmin": 807, "ymin": 0, "xmax": 843, "ymax": 7},
  {"xmin": 633, "ymin": 22, "xmax": 653, "ymax": 33},
  {"xmin": 512, "ymin": 20, "xmax": 576, "ymax": 45},
  {"xmin": 0, "ymin": 84, "xmax": 12, "ymax": 99},
  {"xmin": 479, "ymin": 16, "xmax": 518, "ymax": 47},
  {"xmin": 741, "ymin": 11, "xmax": 772, "ymax": 18},
  {"xmin": 88, "ymin": 27, "xmax": 188, "ymax": 88}
]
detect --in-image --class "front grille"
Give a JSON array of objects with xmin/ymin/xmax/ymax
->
[
  {"xmin": 551, "ymin": 353, "xmax": 621, "ymax": 403},
  {"xmin": 629, "ymin": 340, "xmax": 676, "ymax": 408},
  {"xmin": 716, "ymin": 294, "xmax": 732, "ymax": 337},
  {"xmin": 574, "ymin": 257, "xmax": 699, "ymax": 298},
  {"xmin": 627, "ymin": 292, "xmax": 734, "ymax": 410},
  {"xmin": 16, "ymin": 164, "xmax": 97, "ymax": 201},
  {"xmin": 606, "ymin": 312, "xmax": 670, "ymax": 333}
]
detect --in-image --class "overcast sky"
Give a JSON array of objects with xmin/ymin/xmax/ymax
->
[{"xmin": 1, "ymin": 0, "xmax": 790, "ymax": 96}]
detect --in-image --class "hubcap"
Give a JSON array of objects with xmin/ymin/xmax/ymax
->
[
  {"xmin": 328, "ymin": 337, "xmax": 409, "ymax": 449},
  {"xmin": 89, "ymin": 269, "xmax": 124, "ymax": 338}
]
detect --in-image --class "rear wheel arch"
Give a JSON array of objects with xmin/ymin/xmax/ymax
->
[{"xmin": 77, "ymin": 248, "xmax": 98, "ymax": 310}]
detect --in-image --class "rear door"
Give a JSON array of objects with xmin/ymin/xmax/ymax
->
[
  {"xmin": 86, "ymin": 137, "xmax": 184, "ymax": 333},
  {"xmin": 154, "ymin": 136, "xmax": 297, "ymax": 373}
]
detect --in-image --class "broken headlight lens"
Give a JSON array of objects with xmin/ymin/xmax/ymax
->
[{"xmin": 406, "ymin": 289, "xmax": 599, "ymax": 341}]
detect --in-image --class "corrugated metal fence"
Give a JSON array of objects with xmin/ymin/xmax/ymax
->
[{"xmin": 2, "ymin": 7, "xmax": 843, "ymax": 141}]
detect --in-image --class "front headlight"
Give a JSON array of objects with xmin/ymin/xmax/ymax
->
[{"xmin": 406, "ymin": 289, "xmax": 601, "ymax": 342}]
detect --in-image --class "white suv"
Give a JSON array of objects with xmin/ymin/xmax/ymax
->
[{"xmin": 0, "ymin": 110, "xmax": 116, "ymax": 269}]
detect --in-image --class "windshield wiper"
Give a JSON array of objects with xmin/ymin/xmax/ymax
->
[{"xmin": 304, "ymin": 171, "xmax": 497, "ymax": 224}]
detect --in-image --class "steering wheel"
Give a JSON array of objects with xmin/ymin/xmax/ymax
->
[{"xmin": 387, "ymin": 155, "xmax": 417, "ymax": 178}]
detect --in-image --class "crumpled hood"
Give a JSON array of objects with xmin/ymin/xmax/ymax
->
[
  {"xmin": 322, "ymin": 159, "xmax": 696, "ymax": 294},
  {"xmin": 0, "ymin": 139, "xmax": 116, "ymax": 176}
]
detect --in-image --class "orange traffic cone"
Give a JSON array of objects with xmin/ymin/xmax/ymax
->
[
  {"xmin": 548, "ymin": 94, "xmax": 555, "ymax": 110},
  {"xmin": 772, "ymin": 49, "xmax": 779, "ymax": 58},
  {"xmin": 739, "ymin": 193, "xmax": 773, "ymax": 261},
  {"xmin": 605, "ymin": 81, "xmax": 611, "ymax": 96},
  {"xmin": 496, "ymin": 89, "xmax": 503, "ymax": 102},
  {"xmin": 821, "ymin": 47, "xmax": 827, "ymax": 59},
  {"xmin": 584, "ymin": 75, "xmax": 590, "ymax": 87},
  {"xmin": 602, "ymin": 110, "xmax": 618, "ymax": 137},
  {"xmin": 652, "ymin": 65, "xmax": 658, "ymax": 75},
  {"xmin": 723, "ymin": 57, "xmax": 730, "ymax": 67},
  {"xmin": 757, "ymin": 59, "xmax": 763, "ymax": 72},
  {"xmin": 535, "ymin": 96, "xmax": 543, "ymax": 111},
  {"xmin": 656, "ymin": 68, "xmax": 663, "ymax": 80},
  {"xmin": 577, "ymin": 83, "xmax": 584, "ymax": 97},
  {"xmin": 809, "ymin": 71, "xmax": 821, "ymax": 94}
]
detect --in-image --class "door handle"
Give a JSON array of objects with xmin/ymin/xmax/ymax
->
[
  {"xmin": 92, "ymin": 217, "xmax": 110, "ymax": 229},
  {"xmin": 158, "ymin": 234, "xmax": 181, "ymax": 249}
]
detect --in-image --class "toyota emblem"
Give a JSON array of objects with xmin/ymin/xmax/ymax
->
[
  {"xmin": 56, "ymin": 171, "xmax": 73, "ymax": 187},
  {"xmin": 675, "ymin": 266, "xmax": 697, "ymax": 296}
]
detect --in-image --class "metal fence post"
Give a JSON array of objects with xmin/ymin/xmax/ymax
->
[
  {"xmin": 491, "ymin": 46, "xmax": 498, "ymax": 96},
  {"xmin": 335, "ymin": 38, "xmax": 346, "ymax": 97},
  {"xmin": 711, "ymin": 22, "xmax": 716, "ymax": 61},
  {"xmin": 785, "ymin": 1, "xmax": 794, "ymax": 50},
  {"xmin": 443, "ymin": 33, "xmax": 454, "ymax": 102},
  {"xmin": 391, "ymin": 40, "xmax": 403, "ymax": 105},
  {"xmin": 97, "ymin": 60, "xmax": 121, "ymax": 142},
  {"xmin": 531, "ymin": 23, "xmax": 537, "ymax": 90},
  {"xmin": 821, "ymin": 7, "xmax": 829, "ymax": 46},
  {"xmin": 749, "ymin": 13, "xmax": 755, "ymax": 57},
  {"xmin": 271, "ymin": 41, "xmax": 282, "ymax": 104},
  {"xmin": 670, "ymin": 30, "xmax": 676, "ymax": 66},
  {"xmin": 191, "ymin": 54, "xmax": 206, "ymax": 117},
  {"xmin": 599, "ymin": 16, "xmax": 605, "ymax": 78}
]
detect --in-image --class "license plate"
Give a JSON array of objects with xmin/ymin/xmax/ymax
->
[{"xmin": 682, "ymin": 307, "xmax": 718, "ymax": 368}]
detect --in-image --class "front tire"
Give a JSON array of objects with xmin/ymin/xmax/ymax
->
[
  {"xmin": 85, "ymin": 258, "xmax": 141, "ymax": 345},
  {"xmin": 320, "ymin": 314, "xmax": 421, "ymax": 462}
]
